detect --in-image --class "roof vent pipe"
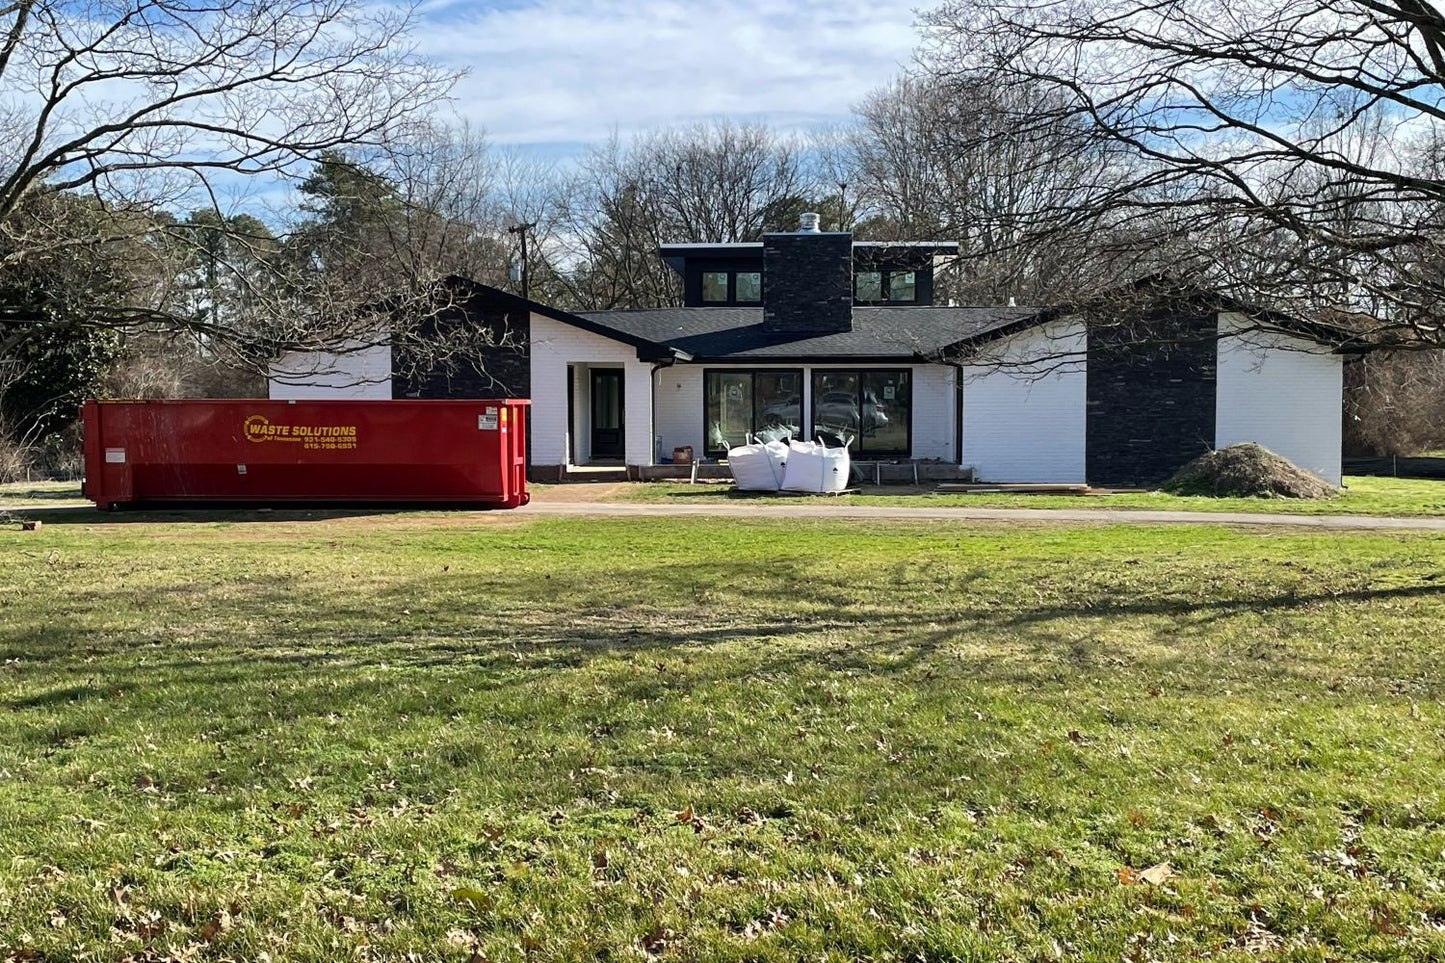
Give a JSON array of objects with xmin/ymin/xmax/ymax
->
[{"xmin": 798, "ymin": 212, "xmax": 821, "ymax": 233}]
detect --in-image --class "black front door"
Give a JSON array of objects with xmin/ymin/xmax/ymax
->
[{"xmin": 591, "ymin": 369, "xmax": 624, "ymax": 460}]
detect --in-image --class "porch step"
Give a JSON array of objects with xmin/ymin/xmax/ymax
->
[
  {"xmin": 559, "ymin": 466, "xmax": 632, "ymax": 483},
  {"xmin": 638, "ymin": 464, "xmax": 734, "ymax": 482}
]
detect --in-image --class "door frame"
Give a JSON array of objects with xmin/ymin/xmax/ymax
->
[{"xmin": 589, "ymin": 367, "xmax": 625, "ymax": 461}]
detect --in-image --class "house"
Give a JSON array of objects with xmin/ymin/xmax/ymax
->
[{"xmin": 269, "ymin": 214, "xmax": 1349, "ymax": 487}]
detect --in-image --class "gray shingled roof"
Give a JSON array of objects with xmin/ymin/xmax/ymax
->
[{"xmin": 572, "ymin": 305, "xmax": 1040, "ymax": 360}]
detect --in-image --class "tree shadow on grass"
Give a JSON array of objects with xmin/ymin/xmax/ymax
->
[
  {"xmin": 6, "ymin": 557, "xmax": 1445, "ymax": 715},
  {"xmin": 5, "ymin": 504, "xmax": 518, "ymax": 526}
]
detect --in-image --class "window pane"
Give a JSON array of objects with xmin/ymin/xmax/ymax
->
[
  {"xmin": 856, "ymin": 272, "xmax": 882, "ymax": 302},
  {"xmin": 754, "ymin": 371, "xmax": 801, "ymax": 441},
  {"xmin": 812, "ymin": 371, "xmax": 861, "ymax": 449},
  {"xmin": 702, "ymin": 271, "xmax": 728, "ymax": 302},
  {"xmin": 706, "ymin": 372, "xmax": 752, "ymax": 453},
  {"xmin": 736, "ymin": 272, "xmax": 761, "ymax": 303},
  {"xmin": 889, "ymin": 271, "xmax": 916, "ymax": 302},
  {"xmin": 860, "ymin": 371, "xmax": 910, "ymax": 454}
]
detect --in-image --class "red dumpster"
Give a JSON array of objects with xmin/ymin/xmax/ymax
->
[{"xmin": 80, "ymin": 399, "xmax": 530, "ymax": 510}]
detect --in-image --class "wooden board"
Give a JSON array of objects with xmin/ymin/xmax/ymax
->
[{"xmin": 933, "ymin": 483, "xmax": 1090, "ymax": 495}]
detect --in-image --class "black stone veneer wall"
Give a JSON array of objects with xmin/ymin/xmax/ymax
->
[
  {"xmin": 762, "ymin": 232, "xmax": 853, "ymax": 333},
  {"xmin": 391, "ymin": 296, "xmax": 533, "ymax": 472},
  {"xmin": 391, "ymin": 304, "xmax": 530, "ymax": 400},
  {"xmin": 1085, "ymin": 311, "xmax": 1217, "ymax": 487}
]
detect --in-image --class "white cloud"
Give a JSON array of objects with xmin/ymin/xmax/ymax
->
[{"xmin": 416, "ymin": 0, "xmax": 923, "ymax": 148}]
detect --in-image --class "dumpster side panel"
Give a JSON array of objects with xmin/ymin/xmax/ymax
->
[{"xmin": 80, "ymin": 399, "xmax": 531, "ymax": 508}]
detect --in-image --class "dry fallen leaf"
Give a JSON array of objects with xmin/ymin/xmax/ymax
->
[
  {"xmin": 1139, "ymin": 861, "xmax": 1174, "ymax": 885},
  {"xmin": 199, "ymin": 910, "xmax": 232, "ymax": 942},
  {"xmin": 641, "ymin": 923, "xmax": 675, "ymax": 955},
  {"xmin": 675, "ymin": 804, "xmax": 693, "ymax": 823}
]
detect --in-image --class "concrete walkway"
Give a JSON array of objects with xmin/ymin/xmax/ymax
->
[{"xmin": 519, "ymin": 499, "xmax": 1445, "ymax": 531}]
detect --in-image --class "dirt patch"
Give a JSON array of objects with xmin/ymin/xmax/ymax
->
[
  {"xmin": 1162, "ymin": 444, "xmax": 1337, "ymax": 499},
  {"xmin": 525, "ymin": 482, "xmax": 633, "ymax": 503}
]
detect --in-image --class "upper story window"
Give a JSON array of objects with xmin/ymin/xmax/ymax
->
[
  {"xmin": 736, "ymin": 272, "xmax": 762, "ymax": 303},
  {"xmin": 856, "ymin": 272, "xmax": 883, "ymax": 302},
  {"xmin": 890, "ymin": 271, "xmax": 916, "ymax": 302},
  {"xmin": 697, "ymin": 269, "xmax": 762, "ymax": 305},
  {"xmin": 702, "ymin": 272, "xmax": 729, "ymax": 302},
  {"xmin": 855, "ymin": 269, "xmax": 919, "ymax": 304}
]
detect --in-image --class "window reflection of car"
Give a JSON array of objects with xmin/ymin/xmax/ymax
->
[
  {"xmin": 817, "ymin": 391, "xmax": 889, "ymax": 431},
  {"xmin": 759, "ymin": 396, "xmax": 801, "ymax": 423}
]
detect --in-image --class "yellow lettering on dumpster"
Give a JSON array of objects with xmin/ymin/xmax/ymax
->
[{"xmin": 243, "ymin": 415, "xmax": 358, "ymax": 450}]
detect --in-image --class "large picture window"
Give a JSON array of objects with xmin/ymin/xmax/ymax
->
[
  {"xmin": 811, "ymin": 369, "xmax": 911, "ymax": 456},
  {"xmin": 705, "ymin": 369, "xmax": 803, "ymax": 455}
]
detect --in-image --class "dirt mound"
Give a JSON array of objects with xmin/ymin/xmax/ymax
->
[{"xmin": 1162, "ymin": 444, "xmax": 1337, "ymax": 499}]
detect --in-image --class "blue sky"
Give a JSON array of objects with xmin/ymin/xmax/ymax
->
[{"xmin": 416, "ymin": 0, "xmax": 928, "ymax": 158}]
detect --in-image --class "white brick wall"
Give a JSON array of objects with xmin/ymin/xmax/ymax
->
[
  {"xmin": 654, "ymin": 365, "xmax": 704, "ymax": 459},
  {"xmin": 960, "ymin": 321, "xmax": 1087, "ymax": 483},
  {"xmin": 1215, "ymin": 313, "xmax": 1343, "ymax": 485},
  {"xmin": 909, "ymin": 363, "xmax": 957, "ymax": 461},
  {"xmin": 268, "ymin": 340, "xmax": 392, "ymax": 400},
  {"xmin": 529, "ymin": 314, "xmax": 655, "ymax": 466}
]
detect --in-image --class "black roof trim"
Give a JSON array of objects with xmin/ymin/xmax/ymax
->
[
  {"xmin": 937, "ymin": 276, "xmax": 1360, "ymax": 357},
  {"xmin": 657, "ymin": 243, "xmax": 764, "ymax": 257},
  {"xmin": 440, "ymin": 276, "xmax": 671, "ymax": 357},
  {"xmin": 674, "ymin": 353, "xmax": 936, "ymax": 364}
]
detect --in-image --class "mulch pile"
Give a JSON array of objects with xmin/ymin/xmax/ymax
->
[{"xmin": 1162, "ymin": 444, "xmax": 1337, "ymax": 499}]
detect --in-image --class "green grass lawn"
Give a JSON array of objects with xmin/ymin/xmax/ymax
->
[
  {"xmin": 9, "ymin": 475, "xmax": 1445, "ymax": 518},
  {"xmin": 3, "ymin": 512, "xmax": 1445, "ymax": 960},
  {"xmin": 0, "ymin": 479, "xmax": 88, "ymax": 509},
  {"xmin": 617, "ymin": 474, "xmax": 1445, "ymax": 516}
]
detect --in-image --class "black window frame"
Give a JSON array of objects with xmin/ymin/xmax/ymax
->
[
  {"xmin": 853, "ymin": 269, "xmax": 921, "ymax": 305},
  {"xmin": 734, "ymin": 271, "xmax": 762, "ymax": 304},
  {"xmin": 702, "ymin": 367, "xmax": 805, "ymax": 458},
  {"xmin": 855, "ymin": 271, "xmax": 883, "ymax": 303},
  {"xmin": 701, "ymin": 271, "xmax": 730, "ymax": 303},
  {"xmin": 887, "ymin": 270, "xmax": 917, "ymax": 304},
  {"xmin": 809, "ymin": 368, "xmax": 913, "ymax": 458},
  {"xmin": 687, "ymin": 261, "xmax": 767, "ymax": 306}
]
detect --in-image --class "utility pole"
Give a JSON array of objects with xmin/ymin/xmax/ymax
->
[{"xmin": 508, "ymin": 221, "xmax": 537, "ymax": 301}]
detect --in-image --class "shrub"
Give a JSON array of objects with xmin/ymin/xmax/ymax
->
[{"xmin": 0, "ymin": 432, "xmax": 32, "ymax": 483}]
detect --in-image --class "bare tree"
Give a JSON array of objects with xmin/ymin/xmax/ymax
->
[
  {"xmin": 555, "ymin": 133, "xmax": 678, "ymax": 310},
  {"xmin": 557, "ymin": 121, "xmax": 813, "ymax": 310},
  {"xmin": 0, "ymin": 0, "xmax": 457, "ymax": 367},
  {"xmin": 1345, "ymin": 349, "xmax": 1445, "ymax": 454},
  {"xmin": 842, "ymin": 75, "xmax": 1127, "ymax": 303},
  {"xmin": 921, "ymin": 0, "xmax": 1445, "ymax": 345}
]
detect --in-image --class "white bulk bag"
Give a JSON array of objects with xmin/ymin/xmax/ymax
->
[
  {"xmin": 781, "ymin": 439, "xmax": 852, "ymax": 493},
  {"xmin": 728, "ymin": 440, "xmax": 783, "ymax": 491},
  {"xmin": 782, "ymin": 439, "xmax": 851, "ymax": 493},
  {"xmin": 763, "ymin": 439, "xmax": 789, "ymax": 486},
  {"xmin": 780, "ymin": 439, "xmax": 819, "ymax": 492},
  {"xmin": 819, "ymin": 444, "xmax": 851, "ymax": 493}
]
